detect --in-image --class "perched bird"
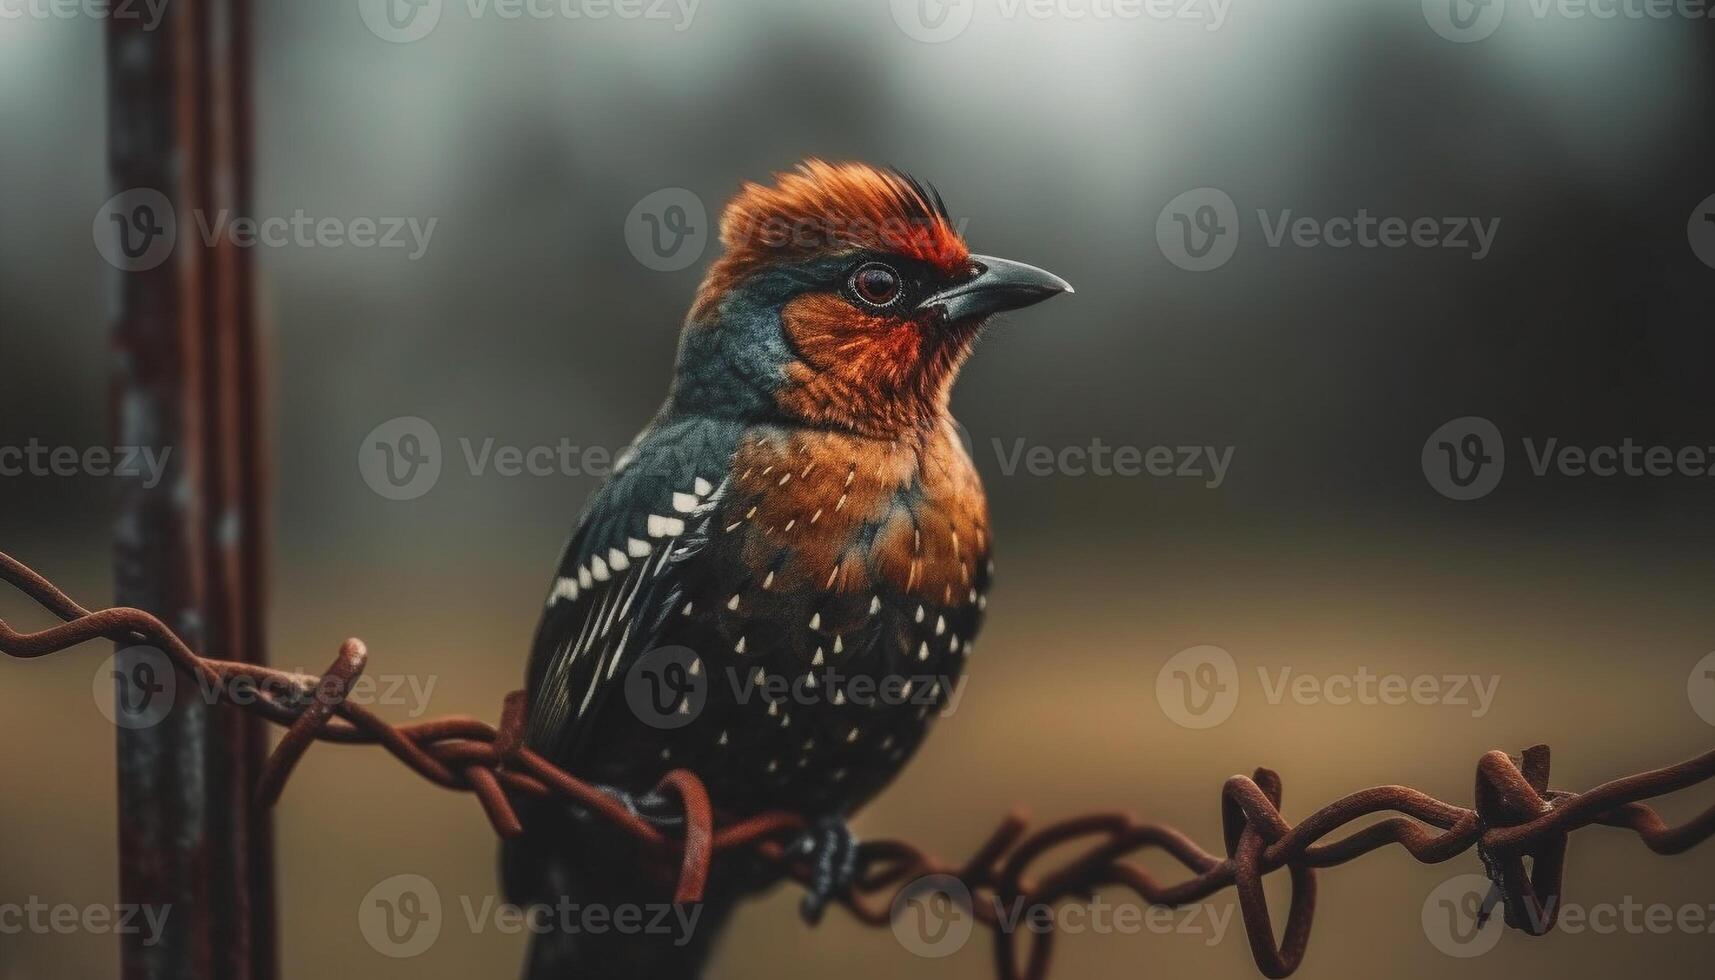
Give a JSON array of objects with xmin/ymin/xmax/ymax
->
[{"xmin": 504, "ymin": 160, "xmax": 1070, "ymax": 978}]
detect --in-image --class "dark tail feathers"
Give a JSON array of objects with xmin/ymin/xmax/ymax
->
[{"xmin": 501, "ymin": 800, "xmax": 758, "ymax": 980}]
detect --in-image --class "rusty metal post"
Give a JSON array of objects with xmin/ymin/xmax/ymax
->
[{"xmin": 107, "ymin": 0, "xmax": 276, "ymax": 977}]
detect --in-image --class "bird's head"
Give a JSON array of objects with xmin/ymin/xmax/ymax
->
[{"xmin": 671, "ymin": 160, "xmax": 1071, "ymax": 438}]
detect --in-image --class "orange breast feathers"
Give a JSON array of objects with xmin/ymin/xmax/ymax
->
[{"xmin": 721, "ymin": 425, "xmax": 989, "ymax": 606}]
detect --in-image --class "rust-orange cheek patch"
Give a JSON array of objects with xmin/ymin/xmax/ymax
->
[{"xmin": 775, "ymin": 293, "xmax": 964, "ymax": 437}]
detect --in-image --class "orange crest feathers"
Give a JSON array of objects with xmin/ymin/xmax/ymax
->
[{"xmin": 692, "ymin": 160, "xmax": 969, "ymax": 321}]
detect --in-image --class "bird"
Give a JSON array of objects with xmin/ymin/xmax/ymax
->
[{"xmin": 503, "ymin": 159, "xmax": 1071, "ymax": 979}]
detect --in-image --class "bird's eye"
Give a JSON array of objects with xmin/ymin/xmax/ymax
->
[{"xmin": 847, "ymin": 262, "xmax": 903, "ymax": 310}]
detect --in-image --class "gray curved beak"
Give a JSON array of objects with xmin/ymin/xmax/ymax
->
[{"xmin": 918, "ymin": 254, "xmax": 1074, "ymax": 323}]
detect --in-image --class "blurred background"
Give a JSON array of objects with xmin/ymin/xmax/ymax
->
[{"xmin": 4, "ymin": 0, "xmax": 1715, "ymax": 977}]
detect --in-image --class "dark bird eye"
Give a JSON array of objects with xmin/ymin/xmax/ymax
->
[{"xmin": 848, "ymin": 262, "xmax": 903, "ymax": 309}]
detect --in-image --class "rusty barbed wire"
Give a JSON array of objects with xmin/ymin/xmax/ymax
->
[{"xmin": 2, "ymin": 548, "xmax": 1713, "ymax": 979}]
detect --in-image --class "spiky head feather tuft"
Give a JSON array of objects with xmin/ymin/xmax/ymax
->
[{"xmin": 692, "ymin": 160, "xmax": 968, "ymax": 321}]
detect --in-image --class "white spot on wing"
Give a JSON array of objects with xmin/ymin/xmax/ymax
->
[
  {"xmin": 647, "ymin": 514, "xmax": 685, "ymax": 537},
  {"xmin": 550, "ymin": 577, "xmax": 579, "ymax": 605}
]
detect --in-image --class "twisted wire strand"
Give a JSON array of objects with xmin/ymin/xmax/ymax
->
[{"xmin": 2, "ymin": 549, "xmax": 1712, "ymax": 979}]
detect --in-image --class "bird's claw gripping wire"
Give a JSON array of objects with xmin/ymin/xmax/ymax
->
[{"xmin": 795, "ymin": 815, "xmax": 862, "ymax": 925}]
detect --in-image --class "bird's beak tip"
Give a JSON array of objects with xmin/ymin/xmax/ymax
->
[{"xmin": 921, "ymin": 254, "xmax": 1073, "ymax": 322}]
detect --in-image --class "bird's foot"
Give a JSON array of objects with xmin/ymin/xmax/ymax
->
[{"xmin": 794, "ymin": 815, "xmax": 861, "ymax": 926}]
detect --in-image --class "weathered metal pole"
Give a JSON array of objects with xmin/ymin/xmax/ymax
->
[{"xmin": 106, "ymin": 0, "xmax": 275, "ymax": 977}]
